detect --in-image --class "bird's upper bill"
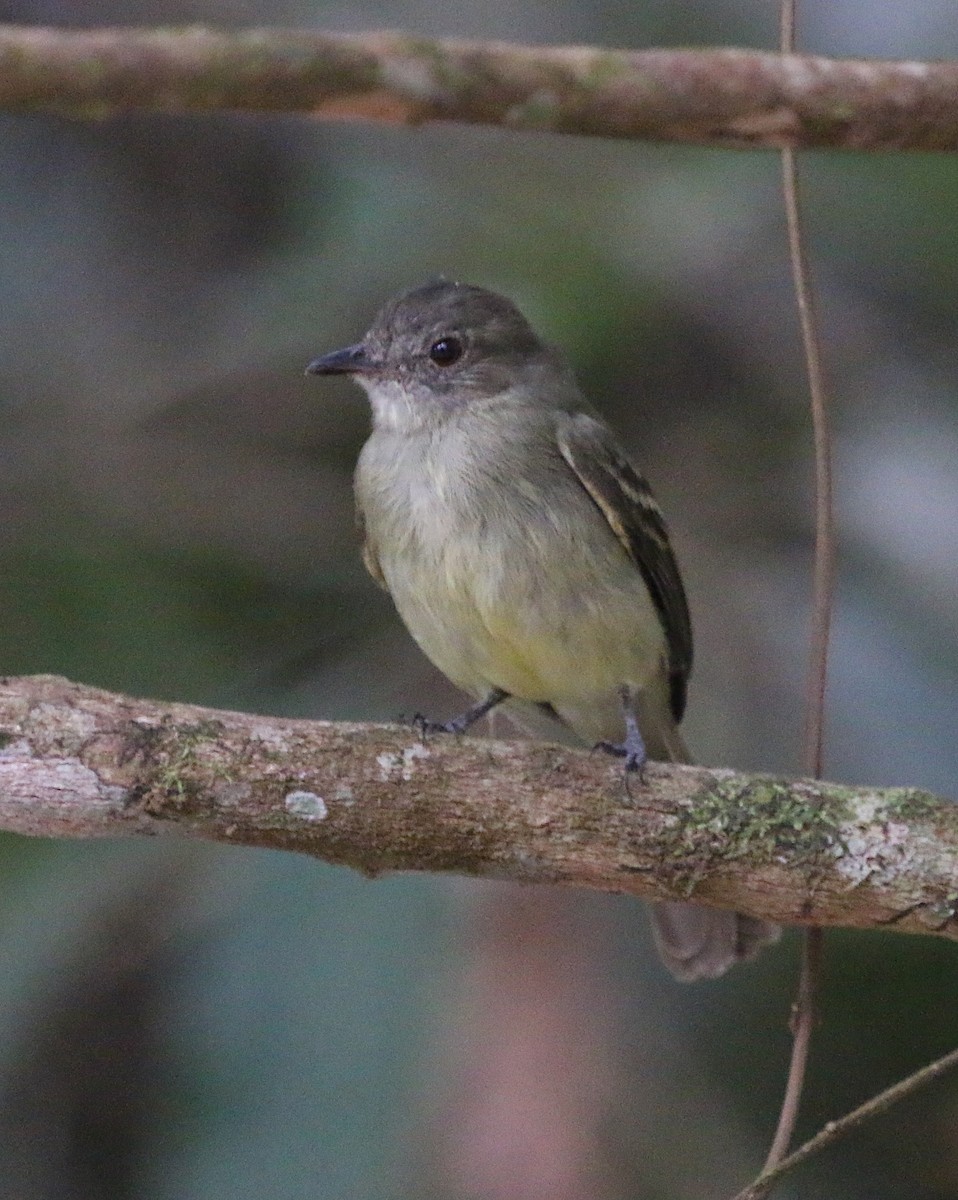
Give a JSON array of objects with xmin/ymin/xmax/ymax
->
[{"xmin": 305, "ymin": 343, "xmax": 371, "ymax": 376}]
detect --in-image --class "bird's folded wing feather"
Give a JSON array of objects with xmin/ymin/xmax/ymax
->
[{"xmin": 555, "ymin": 410, "xmax": 693, "ymax": 722}]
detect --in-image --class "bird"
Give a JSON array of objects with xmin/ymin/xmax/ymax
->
[{"xmin": 307, "ymin": 280, "xmax": 779, "ymax": 980}]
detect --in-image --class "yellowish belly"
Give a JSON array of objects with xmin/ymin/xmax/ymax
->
[{"xmin": 384, "ymin": 535, "xmax": 667, "ymax": 707}]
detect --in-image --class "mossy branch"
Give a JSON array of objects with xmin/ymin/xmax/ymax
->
[
  {"xmin": 1, "ymin": 25, "xmax": 958, "ymax": 149},
  {"xmin": 0, "ymin": 673, "xmax": 956, "ymax": 941}
]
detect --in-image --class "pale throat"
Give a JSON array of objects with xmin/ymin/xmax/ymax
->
[
  {"xmin": 357, "ymin": 377, "xmax": 434, "ymax": 434},
  {"xmin": 358, "ymin": 374, "xmax": 534, "ymax": 435}
]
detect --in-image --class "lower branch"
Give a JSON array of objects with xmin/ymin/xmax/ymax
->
[
  {"xmin": 731, "ymin": 1042, "xmax": 958, "ymax": 1200},
  {"xmin": 0, "ymin": 674, "xmax": 956, "ymax": 940}
]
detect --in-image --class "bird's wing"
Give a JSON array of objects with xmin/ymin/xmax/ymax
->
[
  {"xmin": 356, "ymin": 507, "xmax": 389, "ymax": 590},
  {"xmin": 555, "ymin": 410, "xmax": 693, "ymax": 722}
]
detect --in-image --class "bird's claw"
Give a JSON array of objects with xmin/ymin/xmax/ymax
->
[
  {"xmin": 592, "ymin": 738, "xmax": 647, "ymax": 799},
  {"xmin": 411, "ymin": 712, "xmax": 463, "ymax": 738}
]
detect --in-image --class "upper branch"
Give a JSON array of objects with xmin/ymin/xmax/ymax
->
[
  {"xmin": 0, "ymin": 674, "xmax": 956, "ymax": 941},
  {"xmin": 1, "ymin": 25, "xmax": 958, "ymax": 149}
]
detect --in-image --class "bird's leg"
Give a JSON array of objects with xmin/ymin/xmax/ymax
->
[
  {"xmin": 413, "ymin": 687, "xmax": 509, "ymax": 737},
  {"xmin": 594, "ymin": 685, "xmax": 647, "ymax": 777}
]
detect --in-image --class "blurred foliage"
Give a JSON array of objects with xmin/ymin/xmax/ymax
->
[{"xmin": 1, "ymin": 2, "xmax": 958, "ymax": 1198}]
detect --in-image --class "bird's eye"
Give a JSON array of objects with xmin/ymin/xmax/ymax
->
[{"xmin": 428, "ymin": 336, "xmax": 463, "ymax": 366}]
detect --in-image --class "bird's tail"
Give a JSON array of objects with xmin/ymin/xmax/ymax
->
[
  {"xmin": 499, "ymin": 697, "xmax": 781, "ymax": 980},
  {"xmin": 646, "ymin": 720, "xmax": 781, "ymax": 982},
  {"xmin": 648, "ymin": 901, "xmax": 780, "ymax": 982}
]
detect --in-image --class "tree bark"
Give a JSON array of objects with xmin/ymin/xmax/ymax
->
[
  {"xmin": 0, "ymin": 674, "xmax": 955, "ymax": 941},
  {"xmin": 0, "ymin": 26, "xmax": 957, "ymax": 150}
]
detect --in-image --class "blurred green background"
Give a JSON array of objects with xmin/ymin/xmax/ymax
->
[{"xmin": 1, "ymin": 2, "xmax": 958, "ymax": 1198}]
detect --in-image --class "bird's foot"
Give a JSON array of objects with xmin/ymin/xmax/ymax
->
[
  {"xmin": 593, "ymin": 739, "xmax": 647, "ymax": 775},
  {"xmin": 593, "ymin": 703, "xmax": 648, "ymax": 797},
  {"xmin": 409, "ymin": 688, "xmax": 509, "ymax": 740},
  {"xmin": 411, "ymin": 712, "xmax": 468, "ymax": 737}
]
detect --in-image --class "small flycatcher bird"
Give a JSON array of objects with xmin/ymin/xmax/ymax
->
[{"xmin": 307, "ymin": 281, "xmax": 778, "ymax": 980}]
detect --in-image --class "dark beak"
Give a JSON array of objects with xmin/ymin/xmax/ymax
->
[{"xmin": 305, "ymin": 343, "xmax": 370, "ymax": 376}]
